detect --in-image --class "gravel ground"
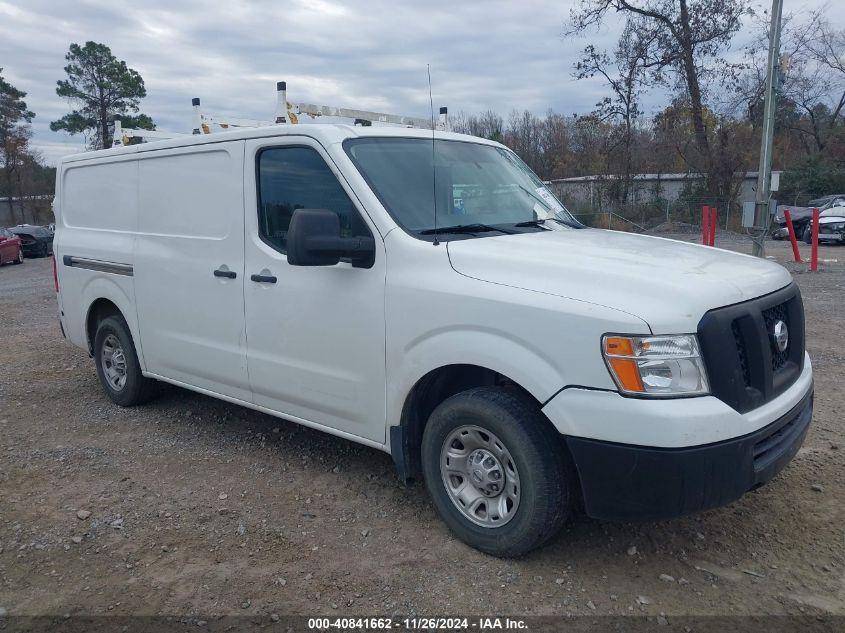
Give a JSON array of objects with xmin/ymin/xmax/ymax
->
[{"xmin": 0, "ymin": 236, "xmax": 843, "ymax": 623}]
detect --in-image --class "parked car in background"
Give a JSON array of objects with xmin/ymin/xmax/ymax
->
[
  {"xmin": 815, "ymin": 194, "xmax": 845, "ymax": 215},
  {"xmin": 804, "ymin": 215, "xmax": 845, "ymax": 245},
  {"xmin": 772, "ymin": 195, "xmax": 845, "ymax": 240},
  {"xmin": 772, "ymin": 207, "xmax": 813, "ymax": 240},
  {"xmin": 0, "ymin": 227, "xmax": 24, "ymax": 265},
  {"xmin": 10, "ymin": 224, "xmax": 54, "ymax": 258}
]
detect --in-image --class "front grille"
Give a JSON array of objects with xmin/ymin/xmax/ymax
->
[
  {"xmin": 732, "ymin": 321, "xmax": 751, "ymax": 386},
  {"xmin": 763, "ymin": 302, "xmax": 789, "ymax": 371},
  {"xmin": 698, "ymin": 284, "xmax": 805, "ymax": 413}
]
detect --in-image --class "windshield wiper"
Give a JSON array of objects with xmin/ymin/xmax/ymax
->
[
  {"xmin": 418, "ymin": 223, "xmax": 514, "ymax": 236},
  {"xmin": 513, "ymin": 219, "xmax": 551, "ymax": 229},
  {"xmin": 514, "ymin": 217, "xmax": 582, "ymax": 229}
]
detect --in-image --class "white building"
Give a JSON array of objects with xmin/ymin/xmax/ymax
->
[{"xmin": 547, "ymin": 171, "xmax": 782, "ymax": 208}]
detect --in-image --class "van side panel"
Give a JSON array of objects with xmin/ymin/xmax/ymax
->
[
  {"xmin": 57, "ymin": 158, "xmax": 141, "ymax": 360},
  {"xmin": 133, "ymin": 142, "xmax": 250, "ymax": 400}
]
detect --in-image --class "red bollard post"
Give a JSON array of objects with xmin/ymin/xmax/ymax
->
[
  {"xmin": 709, "ymin": 207, "xmax": 718, "ymax": 246},
  {"xmin": 783, "ymin": 209, "xmax": 803, "ymax": 263},
  {"xmin": 701, "ymin": 206, "xmax": 709, "ymax": 245},
  {"xmin": 810, "ymin": 208, "xmax": 820, "ymax": 271}
]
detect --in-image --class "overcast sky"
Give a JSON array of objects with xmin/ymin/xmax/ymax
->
[{"xmin": 1, "ymin": 0, "xmax": 841, "ymax": 165}]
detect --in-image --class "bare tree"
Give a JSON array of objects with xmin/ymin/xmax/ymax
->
[
  {"xmin": 739, "ymin": 8, "xmax": 844, "ymax": 158},
  {"xmin": 575, "ymin": 20, "xmax": 657, "ymax": 201},
  {"xmin": 504, "ymin": 110, "xmax": 545, "ymax": 174},
  {"xmin": 451, "ymin": 110, "xmax": 504, "ymax": 142},
  {"xmin": 792, "ymin": 12, "xmax": 845, "ymax": 156},
  {"xmin": 539, "ymin": 110, "xmax": 572, "ymax": 179},
  {"xmin": 567, "ymin": 0, "xmax": 749, "ymax": 196}
]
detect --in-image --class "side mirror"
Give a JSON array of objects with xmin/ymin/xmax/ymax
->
[{"xmin": 286, "ymin": 208, "xmax": 375, "ymax": 268}]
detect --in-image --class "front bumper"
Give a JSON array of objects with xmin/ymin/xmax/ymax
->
[
  {"xmin": 818, "ymin": 234, "xmax": 845, "ymax": 243},
  {"xmin": 565, "ymin": 388, "xmax": 812, "ymax": 521}
]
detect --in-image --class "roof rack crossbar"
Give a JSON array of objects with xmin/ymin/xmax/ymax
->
[
  {"xmin": 291, "ymin": 103, "xmax": 431, "ymax": 128},
  {"xmin": 112, "ymin": 119, "xmax": 186, "ymax": 147},
  {"xmin": 194, "ymin": 82, "xmax": 450, "ymax": 134}
]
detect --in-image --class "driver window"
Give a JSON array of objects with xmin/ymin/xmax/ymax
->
[{"xmin": 257, "ymin": 146, "xmax": 371, "ymax": 254}]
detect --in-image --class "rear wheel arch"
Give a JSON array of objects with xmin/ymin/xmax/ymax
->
[{"xmin": 85, "ymin": 298, "xmax": 125, "ymax": 354}]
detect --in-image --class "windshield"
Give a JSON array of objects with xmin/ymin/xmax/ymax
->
[{"xmin": 343, "ymin": 138, "xmax": 580, "ymax": 239}]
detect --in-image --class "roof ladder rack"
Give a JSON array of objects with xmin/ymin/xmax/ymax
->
[
  {"xmin": 112, "ymin": 80, "xmax": 450, "ymax": 146},
  {"xmin": 192, "ymin": 80, "xmax": 450, "ymax": 135}
]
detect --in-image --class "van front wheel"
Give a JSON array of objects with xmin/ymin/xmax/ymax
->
[
  {"xmin": 421, "ymin": 387, "xmax": 572, "ymax": 557},
  {"xmin": 94, "ymin": 315, "xmax": 157, "ymax": 406}
]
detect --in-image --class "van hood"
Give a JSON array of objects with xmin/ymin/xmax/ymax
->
[{"xmin": 447, "ymin": 229, "xmax": 793, "ymax": 333}]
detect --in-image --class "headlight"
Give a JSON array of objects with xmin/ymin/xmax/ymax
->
[{"xmin": 602, "ymin": 334, "xmax": 709, "ymax": 397}]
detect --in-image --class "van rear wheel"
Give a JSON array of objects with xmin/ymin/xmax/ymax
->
[
  {"xmin": 94, "ymin": 315, "xmax": 157, "ymax": 406},
  {"xmin": 421, "ymin": 387, "xmax": 572, "ymax": 557}
]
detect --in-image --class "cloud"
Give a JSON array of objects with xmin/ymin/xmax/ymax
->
[{"xmin": 0, "ymin": 0, "xmax": 840, "ymax": 166}]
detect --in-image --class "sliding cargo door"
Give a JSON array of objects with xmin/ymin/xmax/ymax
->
[{"xmin": 134, "ymin": 142, "xmax": 251, "ymax": 400}]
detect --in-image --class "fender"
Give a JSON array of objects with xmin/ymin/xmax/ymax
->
[
  {"xmin": 386, "ymin": 325, "xmax": 563, "ymax": 432},
  {"xmin": 79, "ymin": 274, "xmax": 147, "ymax": 371}
]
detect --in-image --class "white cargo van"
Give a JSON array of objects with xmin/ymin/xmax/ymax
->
[{"xmin": 54, "ymin": 124, "xmax": 813, "ymax": 556}]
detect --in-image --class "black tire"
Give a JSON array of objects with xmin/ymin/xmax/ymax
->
[
  {"xmin": 93, "ymin": 315, "xmax": 157, "ymax": 406},
  {"xmin": 803, "ymin": 225, "xmax": 812, "ymax": 244},
  {"xmin": 421, "ymin": 387, "xmax": 572, "ymax": 557}
]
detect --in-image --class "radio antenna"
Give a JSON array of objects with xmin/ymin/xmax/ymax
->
[{"xmin": 427, "ymin": 64, "xmax": 439, "ymax": 246}]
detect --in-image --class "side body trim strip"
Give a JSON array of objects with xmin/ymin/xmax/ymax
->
[{"xmin": 62, "ymin": 255, "xmax": 134, "ymax": 276}]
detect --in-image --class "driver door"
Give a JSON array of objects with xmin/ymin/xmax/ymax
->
[{"xmin": 242, "ymin": 137, "xmax": 387, "ymax": 443}]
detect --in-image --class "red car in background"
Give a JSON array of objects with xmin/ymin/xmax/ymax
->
[
  {"xmin": 0, "ymin": 227, "xmax": 23, "ymax": 264},
  {"xmin": 0, "ymin": 227, "xmax": 24, "ymax": 265}
]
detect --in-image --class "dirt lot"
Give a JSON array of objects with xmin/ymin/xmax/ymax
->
[{"xmin": 1, "ymin": 236, "xmax": 843, "ymax": 624}]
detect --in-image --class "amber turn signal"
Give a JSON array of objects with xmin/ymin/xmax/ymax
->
[{"xmin": 607, "ymin": 357, "xmax": 644, "ymax": 393}]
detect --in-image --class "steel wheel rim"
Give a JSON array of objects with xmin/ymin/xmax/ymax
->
[
  {"xmin": 101, "ymin": 334, "xmax": 127, "ymax": 391},
  {"xmin": 440, "ymin": 425, "xmax": 521, "ymax": 528}
]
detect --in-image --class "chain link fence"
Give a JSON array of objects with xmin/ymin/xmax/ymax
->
[
  {"xmin": 565, "ymin": 198, "xmax": 743, "ymax": 235},
  {"xmin": 553, "ymin": 190, "xmax": 835, "ymax": 238}
]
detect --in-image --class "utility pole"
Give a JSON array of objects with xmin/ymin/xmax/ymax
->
[{"xmin": 752, "ymin": 0, "xmax": 784, "ymax": 258}]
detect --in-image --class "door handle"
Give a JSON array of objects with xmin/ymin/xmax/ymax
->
[
  {"xmin": 250, "ymin": 273, "xmax": 277, "ymax": 284},
  {"xmin": 213, "ymin": 268, "xmax": 237, "ymax": 279}
]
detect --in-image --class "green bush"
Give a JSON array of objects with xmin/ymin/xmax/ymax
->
[{"xmin": 779, "ymin": 157, "xmax": 845, "ymax": 205}]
